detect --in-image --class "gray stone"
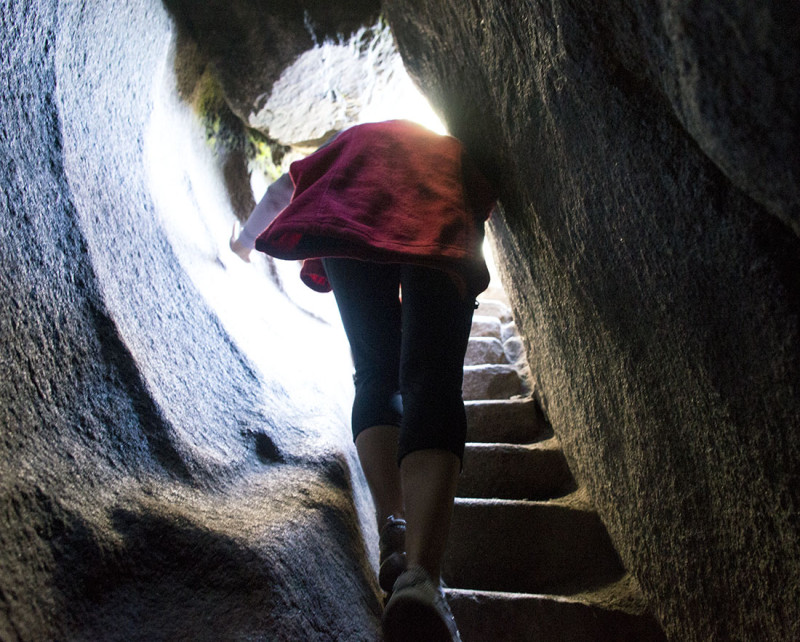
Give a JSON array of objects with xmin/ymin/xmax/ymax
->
[
  {"xmin": 503, "ymin": 335, "xmax": 526, "ymax": 365},
  {"xmin": 163, "ymin": 0, "xmax": 381, "ymax": 130},
  {"xmin": 459, "ymin": 439, "xmax": 575, "ymax": 500},
  {"xmin": 444, "ymin": 495, "xmax": 624, "ymax": 594},
  {"xmin": 447, "ymin": 578, "xmax": 666, "ymax": 642},
  {"xmin": 247, "ymin": 21, "xmax": 407, "ymax": 146},
  {"xmin": 0, "ymin": 3, "xmax": 380, "ymax": 639},
  {"xmin": 465, "ymin": 398, "xmax": 551, "ymax": 444},
  {"xmin": 470, "ymin": 315, "xmax": 502, "ymax": 339},
  {"xmin": 475, "ymin": 298, "xmax": 513, "ymax": 323},
  {"xmin": 385, "ymin": 1, "xmax": 800, "ymax": 640},
  {"xmin": 465, "ymin": 336, "xmax": 507, "ymax": 366},
  {"xmin": 500, "ymin": 320, "xmax": 518, "ymax": 343},
  {"xmin": 463, "ymin": 365, "xmax": 524, "ymax": 401}
]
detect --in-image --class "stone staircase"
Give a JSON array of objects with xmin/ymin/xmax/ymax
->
[{"xmin": 445, "ymin": 298, "xmax": 666, "ymax": 642}]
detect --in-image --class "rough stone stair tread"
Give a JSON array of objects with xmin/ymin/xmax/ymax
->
[
  {"xmin": 455, "ymin": 312, "xmax": 665, "ymax": 639},
  {"xmin": 445, "ymin": 583, "xmax": 667, "ymax": 642},
  {"xmin": 470, "ymin": 315, "xmax": 504, "ymax": 339},
  {"xmin": 444, "ymin": 496, "xmax": 625, "ymax": 594},
  {"xmin": 465, "ymin": 397, "xmax": 550, "ymax": 444},
  {"xmin": 464, "ymin": 336, "xmax": 508, "ymax": 366},
  {"xmin": 473, "ymin": 299, "xmax": 514, "ymax": 323},
  {"xmin": 463, "ymin": 364, "xmax": 524, "ymax": 400},
  {"xmin": 464, "ymin": 437, "xmax": 561, "ymax": 453},
  {"xmin": 459, "ymin": 438, "xmax": 575, "ymax": 500},
  {"xmin": 463, "ymin": 363, "xmax": 520, "ymax": 374}
]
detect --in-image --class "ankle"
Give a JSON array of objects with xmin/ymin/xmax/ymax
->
[{"xmin": 405, "ymin": 557, "xmax": 441, "ymax": 584}]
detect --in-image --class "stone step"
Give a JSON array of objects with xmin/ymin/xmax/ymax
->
[
  {"xmin": 443, "ymin": 496, "xmax": 624, "ymax": 595},
  {"xmin": 502, "ymin": 334, "xmax": 525, "ymax": 365},
  {"xmin": 445, "ymin": 580, "xmax": 667, "ymax": 642},
  {"xmin": 465, "ymin": 398, "xmax": 550, "ymax": 444},
  {"xmin": 459, "ymin": 439, "xmax": 575, "ymax": 500},
  {"xmin": 457, "ymin": 302, "xmax": 668, "ymax": 639},
  {"xmin": 470, "ymin": 315, "xmax": 503, "ymax": 339},
  {"xmin": 474, "ymin": 298, "xmax": 513, "ymax": 323},
  {"xmin": 465, "ymin": 336, "xmax": 508, "ymax": 366},
  {"xmin": 463, "ymin": 364, "xmax": 523, "ymax": 400},
  {"xmin": 499, "ymin": 320, "xmax": 518, "ymax": 343}
]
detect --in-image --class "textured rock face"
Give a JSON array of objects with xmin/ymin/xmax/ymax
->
[
  {"xmin": 0, "ymin": 2, "xmax": 381, "ymax": 639},
  {"xmin": 384, "ymin": 2, "xmax": 799, "ymax": 640},
  {"xmin": 4, "ymin": 0, "xmax": 798, "ymax": 639},
  {"xmin": 163, "ymin": 0, "xmax": 381, "ymax": 127}
]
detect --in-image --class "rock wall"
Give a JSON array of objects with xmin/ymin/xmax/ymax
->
[
  {"xmin": 384, "ymin": 2, "xmax": 799, "ymax": 640},
  {"xmin": 0, "ymin": 1, "xmax": 382, "ymax": 639},
  {"xmin": 3, "ymin": 0, "xmax": 798, "ymax": 639},
  {"xmin": 163, "ymin": 0, "xmax": 381, "ymax": 127}
]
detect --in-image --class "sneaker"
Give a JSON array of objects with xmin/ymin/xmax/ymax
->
[
  {"xmin": 378, "ymin": 516, "xmax": 407, "ymax": 594},
  {"xmin": 382, "ymin": 566, "xmax": 461, "ymax": 642}
]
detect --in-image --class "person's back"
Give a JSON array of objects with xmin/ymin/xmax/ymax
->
[{"xmin": 231, "ymin": 120, "xmax": 496, "ymax": 641}]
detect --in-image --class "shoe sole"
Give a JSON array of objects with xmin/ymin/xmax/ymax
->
[{"xmin": 382, "ymin": 592, "xmax": 456, "ymax": 642}]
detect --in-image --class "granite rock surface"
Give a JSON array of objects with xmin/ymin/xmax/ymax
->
[
  {"xmin": 3, "ymin": 1, "xmax": 799, "ymax": 640},
  {"xmin": 384, "ymin": 2, "xmax": 800, "ymax": 640},
  {"xmin": 0, "ymin": 2, "xmax": 381, "ymax": 639}
]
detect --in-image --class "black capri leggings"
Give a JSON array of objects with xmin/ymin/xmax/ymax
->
[{"xmin": 322, "ymin": 258, "xmax": 476, "ymax": 464}]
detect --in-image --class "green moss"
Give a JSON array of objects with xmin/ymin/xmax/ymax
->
[
  {"xmin": 245, "ymin": 128, "xmax": 287, "ymax": 181},
  {"xmin": 193, "ymin": 70, "xmax": 244, "ymax": 154},
  {"xmin": 192, "ymin": 69, "xmax": 289, "ymax": 181}
]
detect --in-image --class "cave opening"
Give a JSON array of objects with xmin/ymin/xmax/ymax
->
[{"xmin": 143, "ymin": 14, "xmax": 504, "ymax": 408}]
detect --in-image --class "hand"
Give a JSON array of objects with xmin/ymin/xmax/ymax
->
[{"xmin": 229, "ymin": 222, "xmax": 252, "ymax": 262}]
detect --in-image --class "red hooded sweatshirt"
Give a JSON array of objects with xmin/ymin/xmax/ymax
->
[{"xmin": 254, "ymin": 120, "xmax": 496, "ymax": 297}]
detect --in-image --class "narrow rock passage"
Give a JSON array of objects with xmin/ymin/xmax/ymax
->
[{"xmin": 443, "ymin": 296, "xmax": 667, "ymax": 641}]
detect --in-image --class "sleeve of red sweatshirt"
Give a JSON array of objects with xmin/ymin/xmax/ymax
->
[{"xmin": 236, "ymin": 172, "xmax": 294, "ymax": 250}]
